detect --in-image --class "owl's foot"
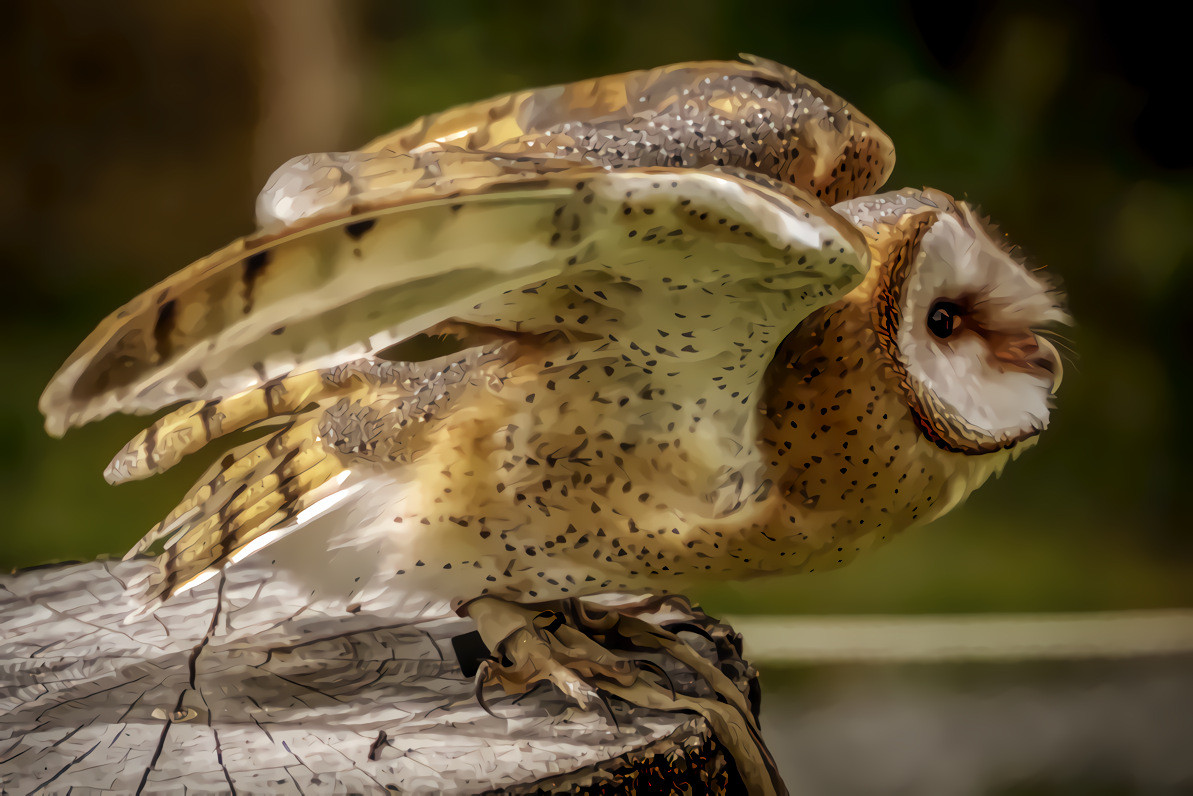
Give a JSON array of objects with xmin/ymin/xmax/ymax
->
[
  {"xmin": 463, "ymin": 597, "xmax": 636, "ymax": 718},
  {"xmin": 462, "ymin": 596, "xmax": 785, "ymax": 796}
]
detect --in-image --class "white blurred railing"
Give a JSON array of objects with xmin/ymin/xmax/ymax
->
[{"xmin": 726, "ymin": 609, "xmax": 1193, "ymax": 664}]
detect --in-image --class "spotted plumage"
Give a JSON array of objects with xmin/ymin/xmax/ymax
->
[
  {"xmin": 37, "ymin": 62, "xmax": 1064, "ymax": 658},
  {"xmin": 40, "ymin": 58, "xmax": 1067, "ymax": 793}
]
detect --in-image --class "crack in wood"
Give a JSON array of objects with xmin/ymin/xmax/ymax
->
[
  {"xmin": 137, "ymin": 574, "xmax": 226, "ymax": 794},
  {"xmin": 2, "ymin": 560, "xmax": 758, "ymax": 793},
  {"xmin": 189, "ymin": 574, "xmax": 226, "ymax": 689},
  {"xmin": 29, "ymin": 739, "xmax": 102, "ymax": 794}
]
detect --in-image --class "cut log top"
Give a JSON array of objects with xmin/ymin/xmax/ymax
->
[{"xmin": 0, "ymin": 559, "xmax": 758, "ymax": 794}]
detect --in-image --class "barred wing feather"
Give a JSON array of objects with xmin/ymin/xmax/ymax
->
[{"xmin": 41, "ymin": 154, "xmax": 868, "ymax": 438}]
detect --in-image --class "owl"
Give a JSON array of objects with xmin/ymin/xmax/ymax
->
[{"xmin": 39, "ymin": 56, "xmax": 1065, "ymax": 793}]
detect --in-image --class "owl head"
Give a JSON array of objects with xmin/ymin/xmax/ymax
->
[
  {"xmin": 760, "ymin": 187, "xmax": 1068, "ymax": 566},
  {"xmin": 837, "ymin": 188, "xmax": 1069, "ymax": 454}
]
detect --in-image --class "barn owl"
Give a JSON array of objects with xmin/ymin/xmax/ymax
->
[{"xmin": 39, "ymin": 57, "xmax": 1065, "ymax": 793}]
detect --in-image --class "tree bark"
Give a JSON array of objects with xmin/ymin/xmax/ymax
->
[{"xmin": 1, "ymin": 559, "xmax": 759, "ymax": 794}]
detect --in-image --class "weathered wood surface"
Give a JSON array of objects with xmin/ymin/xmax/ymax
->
[{"xmin": 0, "ymin": 559, "xmax": 757, "ymax": 793}]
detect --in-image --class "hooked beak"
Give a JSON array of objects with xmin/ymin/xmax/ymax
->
[{"xmin": 987, "ymin": 332, "xmax": 1063, "ymax": 394}]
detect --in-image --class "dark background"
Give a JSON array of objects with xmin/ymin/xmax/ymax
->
[{"xmin": 2, "ymin": 0, "xmax": 1189, "ymax": 617}]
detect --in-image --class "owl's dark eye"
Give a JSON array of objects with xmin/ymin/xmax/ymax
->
[{"xmin": 927, "ymin": 301, "xmax": 964, "ymax": 339}]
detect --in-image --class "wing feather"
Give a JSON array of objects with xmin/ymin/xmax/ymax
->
[
  {"xmin": 254, "ymin": 57, "xmax": 894, "ymax": 232},
  {"xmin": 41, "ymin": 156, "xmax": 868, "ymax": 436},
  {"xmin": 360, "ymin": 55, "xmax": 895, "ymax": 205},
  {"xmin": 124, "ymin": 417, "xmax": 348, "ymax": 603}
]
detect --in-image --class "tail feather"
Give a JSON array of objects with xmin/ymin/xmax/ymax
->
[
  {"xmin": 123, "ymin": 419, "xmax": 322, "ymax": 559},
  {"xmin": 141, "ymin": 424, "xmax": 346, "ymax": 603},
  {"xmin": 117, "ymin": 362, "xmax": 413, "ymax": 611}
]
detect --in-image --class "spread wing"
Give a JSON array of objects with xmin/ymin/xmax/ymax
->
[
  {"xmin": 258, "ymin": 55, "xmax": 895, "ymax": 232},
  {"xmin": 39, "ymin": 56, "xmax": 888, "ymax": 603},
  {"xmin": 42, "ymin": 156, "xmax": 870, "ymax": 605},
  {"xmin": 44, "ymin": 58, "xmax": 895, "ymax": 438},
  {"xmin": 41, "ymin": 150, "xmax": 868, "ymax": 438}
]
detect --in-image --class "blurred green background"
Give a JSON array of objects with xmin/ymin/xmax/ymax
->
[{"xmin": 1, "ymin": 0, "xmax": 1189, "ymax": 616}]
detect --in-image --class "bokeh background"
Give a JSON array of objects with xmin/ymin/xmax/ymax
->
[{"xmin": 2, "ymin": 2, "xmax": 1190, "ymax": 792}]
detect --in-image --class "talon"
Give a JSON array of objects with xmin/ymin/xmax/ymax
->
[
  {"xmin": 634, "ymin": 658, "xmax": 677, "ymax": 701},
  {"xmin": 595, "ymin": 690, "xmax": 620, "ymax": 732},
  {"xmin": 465, "ymin": 597, "xmax": 781, "ymax": 792},
  {"xmin": 473, "ymin": 659, "xmax": 500, "ymax": 719}
]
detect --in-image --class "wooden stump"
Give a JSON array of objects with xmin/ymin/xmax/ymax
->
[{"xmin": 0, "ymin": 560, "xmax": 761, "ymax": 793}]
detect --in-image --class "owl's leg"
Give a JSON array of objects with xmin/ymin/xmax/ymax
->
[{"xmin": 462, "ymin": 596, "xmax": 785, "ymax": 796}]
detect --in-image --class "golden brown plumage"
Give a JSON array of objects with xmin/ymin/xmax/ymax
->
[
  {"xmin": 363, "ymin": 55, "xmax": 893, "ymax": 204},
  {"xmin": 39, "ymin": 59, "xmax": 1066, "ymax": 795},
  {"xmin": 39, "ymin": 55, "xmax": 1066, "ymax": 609},
  {"xmin": 41, "ymin": 58, "xmax": 901, "ymax": 604}
]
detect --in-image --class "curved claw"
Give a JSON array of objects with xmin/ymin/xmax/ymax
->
[
  {"xmin": 473, "ymin": 659, "xmax": 501, "ymax": 719},
  {"xmin": 633, "ymin": 658, "xmax": 677, "ymax": 702},
  {"xmin": 465, "ymin": 596, "xmax": 781, "ymax": 792},
  {"xmin": 594, "ymin": 690, "xmax": 620, "ymax": 732}
]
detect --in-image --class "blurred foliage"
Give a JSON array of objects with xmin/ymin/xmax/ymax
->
[{"xmin": 1, "ymin": 0, "xmax": 1189, "ymax": 613}]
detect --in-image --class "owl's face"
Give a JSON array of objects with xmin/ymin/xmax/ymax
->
[
  {"xmin": 840, "ymin": 188, "xmax": 1068, "ymax": 454},
  {"xmin": 758, "ymin": 188, "xmax": 1068, "ymax": 570}
]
